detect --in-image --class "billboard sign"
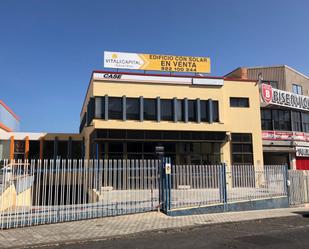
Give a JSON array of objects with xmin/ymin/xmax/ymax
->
[
  {"xmin": 104, "ymin": 51, "xmax": 211, "ymax": 73},
  {"xmin": 261, "ymin": 83, "xmax": 309, "ymax": 111}
]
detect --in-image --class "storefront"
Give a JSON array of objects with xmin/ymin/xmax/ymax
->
[
  {"xmin": 80, "ymin": 70, "xmax": 264, "ymax": 167},
  {"xmin": 260, "ymin": 84, "xmax": 309, "ymax": 169}
]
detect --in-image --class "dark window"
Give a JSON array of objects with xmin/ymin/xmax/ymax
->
[
  {"xmin": 230, "ymin": 97, "xmax": 249, "ymax": 107},
  {"xmin": 262, "ymin": 80, "xmax": 278, "ymax": 89},
  {"xmin": 95, "ymin": 97, "xmax": 105, "ymax": 119},
  {"xmin": 231, "ymin": 133, "xmax": 253, "ymax": 165},
  {"xmin": 161, "ymin": 99, "xmax": 173, "ymax": 121},
  {"xmin": 292, "ymin": 111, "xmax": 302, "ymax": 132},
  {"xmin": 126, "ymin": 98, "xmax": 140, "ymax": 120},
  {"xmin": 108, "ymin": 97, "xmax": 122, "ymax": 120},
  {"xmin": 200, "ymin": 100, "xmax": 208, "ymax": 122},
  {"xmin": 80, "ymin": 113, "xmax": 86, "ymax": 133},
  {"xmin": 188, "ymin": 100, "xmax": 197, "ymax": 122},
  {"xmin": 212, "ymin": 101, "xmax": 219, "ymax": 122},
  {"xmin": 87, "ymin": 98, "xmax": 95, "ymax": 126},
  {"xmin": 144, "ymin": 99, "xmax": 157, "ymax": 120},
  {"xmin": 261, "ymin": 109, "xmax": 272, "ymax": 130},
  {"xmin": 292, "ymin": 84, "xmax": 302, "ymax": 95},
  {"xmin": 302, "ymin": 113, "xmax": 309, "ymax": 133},
  {"xmin": 176, "ymin": 99, "xmax": 185, "ymax": 122},
  {"xmin": 272, "ymin": 109, "xmax": 291, "ymax": 131}
]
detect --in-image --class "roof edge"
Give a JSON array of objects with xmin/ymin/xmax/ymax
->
[{"xmin": 0, "ymin": 100, "xmax": 20, "ymax": 121}]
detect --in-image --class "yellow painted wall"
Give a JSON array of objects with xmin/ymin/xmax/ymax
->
[
  {"xmin": 0, "ymin": 184, "xmax": 32, "ymax": 211},
  {"xmin": 81, "ymin": 78, "xmax": 263, "ymax": 168}
]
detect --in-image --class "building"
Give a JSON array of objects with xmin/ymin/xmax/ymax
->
[
  {"xmin": 225, "ymin": 65, "xmax": 309, "ymax": 169},
  {"xmin": 80, "ymin": 71, "xmax": 264, "ymax": 167},
  {"xmin": 0, "ymin": 100, "xmax": 20, "ymax": 132}
]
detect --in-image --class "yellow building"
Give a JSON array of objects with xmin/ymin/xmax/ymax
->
[{"xmin": 80, "ymin": 71, "xmax": 263, "ymax": 168}]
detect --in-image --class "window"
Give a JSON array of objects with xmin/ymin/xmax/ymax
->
[
  {"xmin": 188, "ymin": 100, "xmax": 197, "ymax": 122},
  {"xmin": 80, "ymin": 113, "xmax": 86, "ymax": 132},
  {"xmin": 87, "ymin": 98, "xmax": 95, "ymax": 126},
  {"xmin": 95, "ymin": 97, "xmax": 105, "ymax": 119},
  {"xmin": 292, "ymin": 111, "xmax": 302, "ymax": 132},
  {"xmin": 176, "ymin": 99, "xmax": 185, "ymax": 122},
  {"xmin": 292, "ymin": 84, "xmax": 303, "ymax": 95},
  {"xmin": 200, "ymin": 100, "xmax": 208, "ymax": 122},
  {"xmin": 261, "ymin": 109, "xmax": 272, "ymax": 130},
  {"xmin": 161, "ymin": 99, "xmax": 173, "ymax": 121},
  {"xmin": 272, "ymin": 109, "xmax": 291, "ymax": 131},
  {"xmin": 108, "ymin": 97, "xmax": 122, "ymax": 120},
  {"xmin": 126, "ymin": 98, "xmax": 140, "ymax": 120},
  {"xmin": 230, "ymin": 97, "xmax": 249, "ymax": 107},
  {"xmin": 144, "ymin": 98, "xmax": 157, "ymax": 120},
  {"xmin": 212, "ymin": 101, "xmax": 219, "ymax": 122},
  {"xmin": 302, "ymin": 113, "xmax": 309, "ymax": 133},
  {"xmin": 262, "ymin": 80, "xmax": 278, "ymax": 89},
  {"xmin": 231, "ymin": 133, "xmax": 253, "ymax": 164}
]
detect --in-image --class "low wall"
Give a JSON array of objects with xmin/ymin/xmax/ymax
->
[{"xmin": 167, "ymin": 196, "xmax": 289, "ymax": 216}]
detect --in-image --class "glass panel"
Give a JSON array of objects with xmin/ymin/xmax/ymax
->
[
  {"xmin": 161, "ymin": 99, "xmax": 173, "ymax": 121},
  {"xmin": 144, "ymin": 99, "xmax": 156, "ymax": 120},
  {"xmin": 109, "ymin": 97, "xmax": 122, "ymax": 120},
  {"xmin": 212, "ymin": 101, "xmax": 219, "ymax": 122},
  {"xmin": 188, "ymin": 100, "xmax": 197, "ymax": 122},
  {"xmin": 230, "ymin": 97, "xmax": 249, "ymax": 107},
  {"xmin": 200, "ymin": 100, "xmax": 208, "ymax": 122},
  {"xmin": 108, "ymin": 142, "xmax": 123, "ymax": 153},
  {"xmin": 126, "ymin": 98, "xmax": 140, "ymax": 120},
  {"xmin": 176, "ymin": 99, "xmax": 184, "ymax": 121}
]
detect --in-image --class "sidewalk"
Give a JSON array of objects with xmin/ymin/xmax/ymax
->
[{"xmin": 0, "ymin": 206, "xmax": 308, "ymax": 248}]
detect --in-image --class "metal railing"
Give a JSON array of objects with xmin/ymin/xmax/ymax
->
[
  {"xmin": 0, "ymin": 159, "xmax": 160, "ymax": 229},
  {"xmin": 288, "ymin": 170, "xmax": 309, "ymax": 205},
  {"xmin": 226, "ymin": 165, "xmax": 287, "ymax": 202},
  {"xmin": 171, "ymin": 164, "xmax": 222, "ymax": 209},
  {"xmin": 170, "ymin": 164, "xmax": 288, "ymax": 209}
]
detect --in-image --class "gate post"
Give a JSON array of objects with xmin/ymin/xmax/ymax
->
[
  {"xmin": 219, "ymin": 163, "xmax": 228, "ymax": 209},
  {"xmin": 284, "ymin": 164, "xmax": 290, "ymax": 205},
  {"xmin": 160, "ymin": 157, "xmax": 172, "ymax": 214}
]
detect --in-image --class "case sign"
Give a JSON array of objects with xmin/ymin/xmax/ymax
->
[
  {"xmin": 261, "ymin": 83, "xmax": 309, "ymax": 111},
  {"xmin": 104, "ymin": 51, "xmax": 211, "ymax": 73}
]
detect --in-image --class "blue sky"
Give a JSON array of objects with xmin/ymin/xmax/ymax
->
[{"xmin": 1, "ymin": 0, "xmax": 308, "ymax": 132}]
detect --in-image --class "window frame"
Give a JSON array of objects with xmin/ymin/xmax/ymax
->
[{"xmin": 229, "ymin": 97, "xmax": 250, "ymax": 108}]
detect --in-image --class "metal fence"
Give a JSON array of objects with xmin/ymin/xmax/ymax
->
[
  {"xmin": 0, "ymin": 159, "xmax": 160, "ymax": 229},
  {"xmin": 170, "ymin": 164, "xmax": 287, "ymax": 209},
  {"xmin": 288, "ymin": 170, "xmax": 309, "ymax": 205}
]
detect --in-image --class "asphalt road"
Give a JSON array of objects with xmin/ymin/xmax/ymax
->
[{"xmin": 39, "ymin": 211, "xmax": 309, "ymax": 249}]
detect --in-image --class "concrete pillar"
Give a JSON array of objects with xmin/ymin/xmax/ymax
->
[
  {"xmin": 140, "ymin": 96, "xmax": 144, "ymax": 121},
  {"xmin": 208, "ymin": 99, "xmax": 213, "ymax": 124},
  {"xmin": 122, "ymin": 95, "xmax": 126, "ymax": 121},
  {"xmin": 25, "ymin": 136, "xmax": 29, "ymax": 160},
  {"xmin": 173, "ymin": 98, "xmax": 177, "ymax": 122},
  {"xmin": 104, "ymin": 95, "xmax": 108, "ymax": 120},
  {"xmin": 196, "ymin": 98, "xmax": 201, "ymax": 123},
  {"xmin": 156, "ymin": 97, "xmax": 161, "ymax": 122},
  {"xmin": 184, "ymin": 98, "xmax": 188, "ymax": 123},
  {"xmin": 9, "ymin": 136, "xmax": 14, "ymax": 161}
]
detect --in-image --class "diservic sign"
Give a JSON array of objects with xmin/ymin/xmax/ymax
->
[
  {"xmin": 104, "ymin": 51, "xmax": 211, "ymax": 73},
  {"xmin": 261, "ymin": 83, "xmax": 309, "ymax": 111}
]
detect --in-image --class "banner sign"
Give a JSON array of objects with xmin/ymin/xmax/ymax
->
[
  {"xmin": 261, "ymin": 83, "xmax": 309, "ymax": 111},
  {"xmin": 262, "ymin": 130, "xmax": 309, "ymax": 141},
  {"xmin": 296, "ymin": 147, "xmax": 309, "ymax": 157},
  {"xmin": 104, "ymin": 51, "xmax": 211, "ymax": 73}
]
